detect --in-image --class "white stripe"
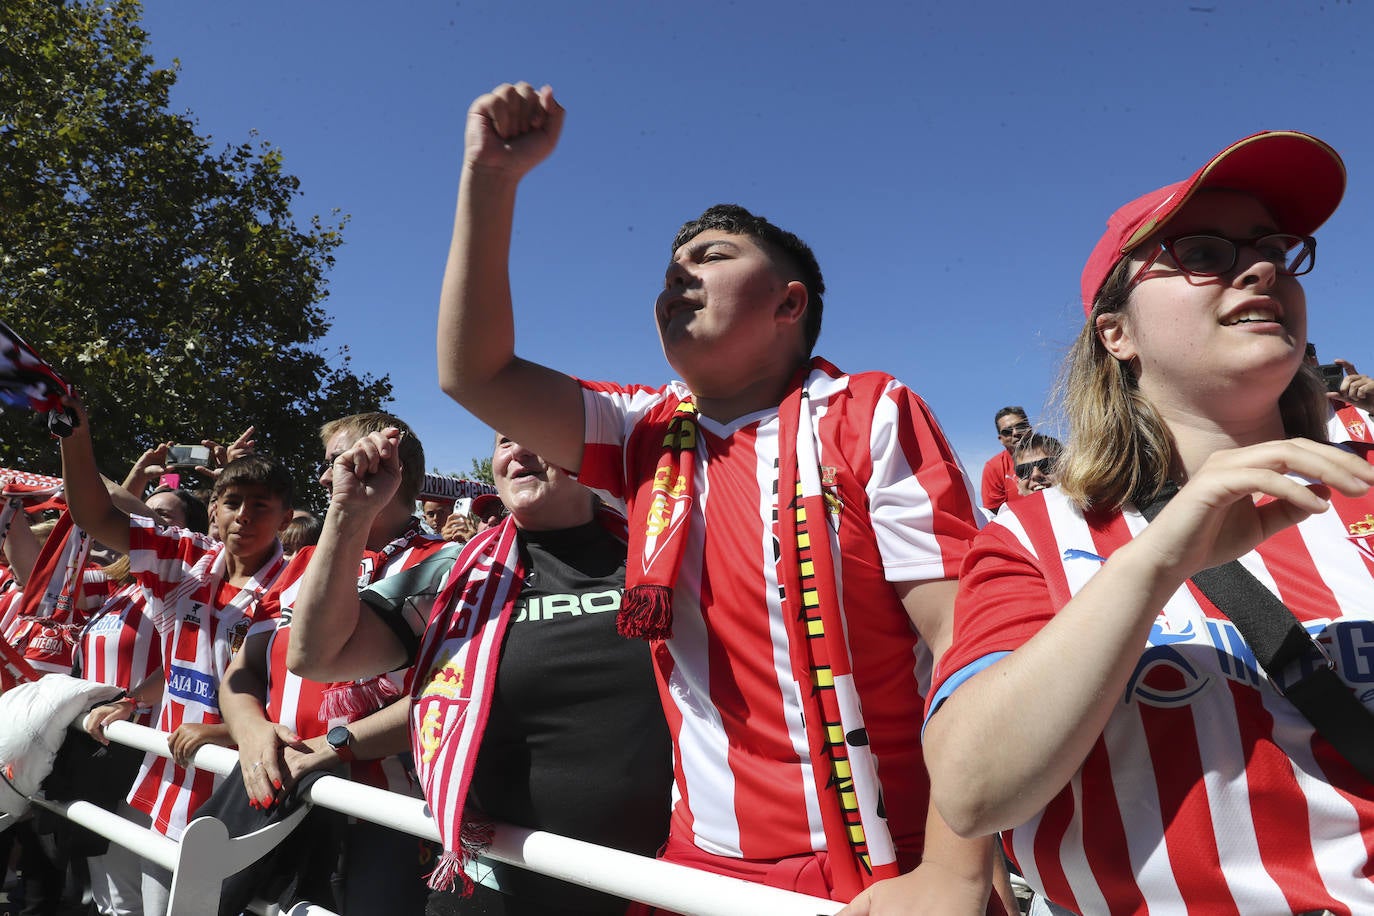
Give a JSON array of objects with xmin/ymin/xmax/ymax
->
[
  {"xmin": 1040, "ymin": 774, "xmax": 1110, "ymax": 915},
  {"xmin": 756, "ymin": 418, "xmax": 825, "ymax": 852},
  {"xmin": 664, "ymin": 499, "xmax": 741, "ymax": 858},
  {"xmin": 1199, "ymin": 693, "xmax": 1292, "ymax": 913},
  {"xmin": 1283, "ymin": 723, "xmax": 1374, "ymax": 910},
  {"xmin": 1104, "ymin": 700, "xmax": 1185, "ymax": 912},
  {"xmin": 866, "ymin": 386, "xmax": 945, "ymax": 580}
]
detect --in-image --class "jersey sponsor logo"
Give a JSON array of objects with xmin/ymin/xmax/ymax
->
[
  {"xmin": 25, "ymin": 628, "xmax": 70, "ymax": 658},
  {"xmin": 1127, "ymin": 615, "xmax": 1374, "ymax": 707},
  {"xmin": 167, "ymin": 664, "xmax": 217, "ymax": 705},
  {"xmin": 1062, "ymin": 548, "xmax": 1106, "ymax": 563},
  {"xmin": 517, "ymin": 589, "xmax": 622, "ymax": 622},
  {"xmin": 184, "ymin": 601, "xmax": 204, "ymax": 629},
  {"xmin": 87, "ymin": 612, "xmax": 126, "ymax": 636}
]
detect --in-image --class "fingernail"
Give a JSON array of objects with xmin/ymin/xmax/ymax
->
[
  {"xmin": 249, "ymin": 799, "xmax": 258, "ymax": 809},
  {"xmin": 272, "ymin": 778, "xmax": 282, "ymax": 790}
]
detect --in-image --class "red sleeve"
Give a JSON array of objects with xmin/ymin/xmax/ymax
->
[
  {"xmin": 576, "ymin": 378, "xmax": 676, "ymax": 502},
  {"xmin": 980, "ymin": 453, "xmax": 1008, "ymax": 511},
  {"xmin": 933, "ymin": 520, "xmax": 1056, "ymax": 694},
  {"xmin": 867, "ymin": 382, "xmax": 983, "ymax": 581}
]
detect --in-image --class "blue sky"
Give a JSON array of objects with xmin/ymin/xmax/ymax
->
[{"xmin": 138, "ymin": 0, "xmax": 1374, "ymax": 478}]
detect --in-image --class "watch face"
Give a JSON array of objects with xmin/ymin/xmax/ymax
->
[{"xmin": 327, "ymin": 725, "xmax": 350, "ymax": 748}]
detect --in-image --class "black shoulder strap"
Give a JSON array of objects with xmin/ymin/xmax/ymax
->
[{"xmin": 1138, "ymin": 485, "xmax": 1374, "ymax": 782}]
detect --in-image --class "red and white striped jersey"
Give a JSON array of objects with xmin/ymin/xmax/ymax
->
[
  {"xmin": 78, "ymin": 582, "xmax": 161, "ymax": 727},
  {"xmin": 931, "ymin": 470, "xmax": 1374, "ymax": 915},
  {"xmin": 577, "ymin": 359, "xmax": 981, "ymax": 865},
  {"xmin": 252, "ymin": 528, "xmax": 454, "ymax": 794},
  {"xmin": 1330, "ymin": 400, "xmax": 1374, "ymax": 445},
  {"xmin": 125, "ymin": 516, "xmax": 286, "ymax": 839}
]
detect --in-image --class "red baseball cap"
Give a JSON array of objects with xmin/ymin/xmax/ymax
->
[
  {"xmin": 470, "ymin": 493, "xmax": 505, "ymax": 519},
  {"xmin": 1080, "ymin": 130, "xmax": 1346, "ymax": 315}
]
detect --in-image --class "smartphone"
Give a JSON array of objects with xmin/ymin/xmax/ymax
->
[
  {"xmin": 1317, "ymin": 363, "xmax": 1345, "ymax": 393},
  {"xmin": 166, "ymin": 444, "xmax": 211, "ymax": 469}
]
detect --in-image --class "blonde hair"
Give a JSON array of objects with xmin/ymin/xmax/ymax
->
[
  {"xmin": 1055, "ymin": 259, "xmax": 1329, "ymax": 512},
  {"xmin": 101, "ymin": 554, "xmax": 133, "ymax": 585}
]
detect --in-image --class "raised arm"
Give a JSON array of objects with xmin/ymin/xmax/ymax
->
[
  {"xmin": 437, "ymin": 82, "xmax": 585, "ymax": 472},
  {"xmin": 2, "ymin": 510, "xmax": 41, "ymax": 586},
  {"xmin": 287, "ymin": 430, "xmax": 410, "ymax": 680},
  {"xmin": 57, "ymin": 397, "xmax": 132, "ymax": 555}
]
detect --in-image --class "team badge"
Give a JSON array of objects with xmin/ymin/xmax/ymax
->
[
  {"xmin": 1348, "ymin": 514, "xmax": 1374, "ymax": 563},
  {"xmin": 228, "ymin": 618, "xmax": 251, "ymax": 656},
  {"xmin": 417, "ymin": 660, "xmax": 468, "ymax": 764},
  {"xmin": 642, "ymin": 464, "xmax": 692, "ymax": 570},
  {"xmin": 818, "ymin": 465, "xmax": 843, "ymax": 527},
  {"xmin": 421, "ymin": 659, "xmax": 467, "ymax": 700}
]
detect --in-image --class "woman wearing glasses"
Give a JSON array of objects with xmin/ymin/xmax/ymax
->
[{"xmin": 923, "ymin": 132, "xmax": 1374, "ymax": 914}]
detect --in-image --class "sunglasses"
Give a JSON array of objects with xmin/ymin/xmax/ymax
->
[
  {"xmin": 1015, "ymin": 457, "xmax": 1055, "ymax": 480},
  {"xmin": 998, "ymin": 422, "xmax": 1031, "ymax": 438}
]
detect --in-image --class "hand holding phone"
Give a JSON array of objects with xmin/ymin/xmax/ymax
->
[{"xmin": 165, "ymin": 444, "xmax": 211, "ymax": 469}]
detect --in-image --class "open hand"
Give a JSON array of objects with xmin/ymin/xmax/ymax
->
[{"xmin": 1135, "ymin": 438, "xmax": 1374, "ymax": 581}]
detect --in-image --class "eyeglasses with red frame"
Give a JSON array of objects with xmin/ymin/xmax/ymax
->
[{"xmin": 1128, "ymin": 233, "xmax": 1316, "ymax": 289}]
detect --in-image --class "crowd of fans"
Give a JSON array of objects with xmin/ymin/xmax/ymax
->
[{"xmin": 2, "ymin": 83, "xmax": 1374, "ymax": 916}]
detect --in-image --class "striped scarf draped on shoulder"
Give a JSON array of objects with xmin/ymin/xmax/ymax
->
[{"xmin": 408, "ymin": 503, "xmax": 628, "ymax": 893}]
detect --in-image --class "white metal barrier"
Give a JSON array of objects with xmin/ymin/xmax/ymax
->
[{"xmin": 28, "ymin": 718, "xmax": 844, "ymax": 916}]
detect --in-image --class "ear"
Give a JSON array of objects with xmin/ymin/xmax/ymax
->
[
  {"xmin": 277, "ymin": 507, "xmax": 294, "ymax": 533},
  {"xmin": 1095, "ymin": 312, "xmax": 1136, "ymax": 362},
  {"xmin": 774, "ymin": 280, "xmax": 809, "ymax": 327}
]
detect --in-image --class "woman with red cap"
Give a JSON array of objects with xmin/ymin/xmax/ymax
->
[{"xmin": 923, "ymin": 132, "xmax": 1374, "ymax": 914}]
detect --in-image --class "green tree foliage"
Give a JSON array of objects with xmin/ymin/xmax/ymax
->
[
  {"xmin": 0, "ymin": 0, "xmax": 391, "ymax": 506},
  {"xmin": 468, "ymin": 456, "xmax": 494, "ymax": 486}
]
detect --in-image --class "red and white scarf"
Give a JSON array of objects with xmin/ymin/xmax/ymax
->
[
  {"xmin": 617, "ymin": 400, "xmax": 697, "ymax": 639},
  {"xmin": 6, "ymin": 511, "xmax": 93, "ymax": 677},
  {"xmin": 408, "ymin": 505, "xmax": 628, "ymax": 893},
  {"xmin": 620, "ymin": 359, "xmax": 898, "ymax": 898},
  {"xmin": 0, "ymin": 471, "xmax": 73, "ymax": 690}
]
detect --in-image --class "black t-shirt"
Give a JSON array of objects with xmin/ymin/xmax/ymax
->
[{"xmin": 464, "ymin": 520, "xmax": 670, "ymax": 913}]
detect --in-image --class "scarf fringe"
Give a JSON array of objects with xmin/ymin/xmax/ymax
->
[
  {"xmin": 425, "ymin": 819, "xmax": 495, "ymax": 894},
  {"xmin": 617, "ymin": 584, "xmax": 673, "ymax": 639},
  {"xmin": 318, "ymin": 675, "xmax": 401, "ymax": 722}
]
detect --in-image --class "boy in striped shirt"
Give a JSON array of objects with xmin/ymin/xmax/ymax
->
[{"xmin": 61, "ymin": 396, "xmax": 293, "ymax": 910}]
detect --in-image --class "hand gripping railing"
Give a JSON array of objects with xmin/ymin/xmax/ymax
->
[{"xmin": 26, "ymin": 718, "xmax": 844, "ymax": 916}]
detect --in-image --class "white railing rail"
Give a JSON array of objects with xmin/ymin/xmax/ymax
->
[{"xmin": 39, "ymin": 718, "xmax": 843, "ymax": 916}]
